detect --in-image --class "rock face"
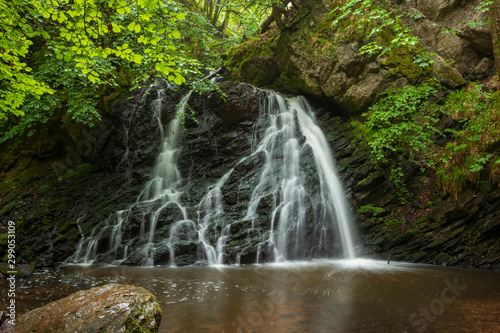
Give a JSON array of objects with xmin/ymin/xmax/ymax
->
[
  {"xmin": 11, "ymin": 283, "xmax": 161, "ymax": 333},
  {"xmin": 0, "ymin": 1, "xmax": 499, "ymax": 270},
  {"xmin": 0, "ymin": 81, "xmax": 265, "ymax": 267},
  {"xmin": 226, "ymin": 0, "xmax": 490, "ymax": 115},
  {"xmin": 0, "ymin": 77, "xmax": 499, "ymax": 269},
  {"xmin": 319, "ymin": 114, "xmax": 500, "ymax": 270}
]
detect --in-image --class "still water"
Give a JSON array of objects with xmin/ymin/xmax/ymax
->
[{"xmin": 5, "ymin": 259, "xmax": 500, "ymax": 332}]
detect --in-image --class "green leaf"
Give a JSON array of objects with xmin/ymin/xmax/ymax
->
[{"xmin": 174, "ymin": 75, "xmax": 183, "ymax": 85}]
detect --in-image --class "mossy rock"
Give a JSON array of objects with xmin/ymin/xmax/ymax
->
[
  {"xmin": 13, "ymin": 284, "xmax": 162, "ymax": 333},
  {"xmin": 0, "ymin": 263, "xmax": 35, "ymax": 277},
  {"xmin": 433, "ymin": 252, "xmax": 454, "ymax": 265},
  {"xmin": 226, "ymin": 32, "xmax": 280, "ymax": 87}
]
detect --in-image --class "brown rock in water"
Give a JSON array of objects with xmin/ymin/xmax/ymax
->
[{"xmin": 12, "ymin": 283, "xmax": 161, "ymax": 333}]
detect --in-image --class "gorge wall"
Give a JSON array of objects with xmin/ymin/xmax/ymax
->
[{"xmin": 1, "ymin": 0, "xmax": 499, "ymax": 272}]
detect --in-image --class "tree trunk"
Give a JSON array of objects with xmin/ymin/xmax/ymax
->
[{"xmin": 259, "ymin": 3, "xmax": 286, "ymax": 33}]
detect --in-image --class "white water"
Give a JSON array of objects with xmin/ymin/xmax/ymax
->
[
  {"xmin": 293, "ymin": 96, "xmax": 356, "ymax": 259},
  {"xmin": 196, "ymin": 168, "xmax": 235, "ymax": 265},
  {"xmin": 240, "ymin": 92, "xmax": 356, "ymax": 261},
  {"xmin": 138, "ymin": 90, "xmax": 193, "ymax": 265},
  {"xmin": 70, "ymin": 87, "xmax": 194, "ymax": 266},
  {"xmin": 69, "ymin": 87, "xmax": 356, "ymax": 266}
]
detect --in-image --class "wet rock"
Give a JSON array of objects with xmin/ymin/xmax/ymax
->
[
  {"xmin": 0, "ymin": 263, "xmax": 35, "ymax": 278},
  {"xmin": 12, "ymin": 283, "xmax": 161, "ymax": 333}
]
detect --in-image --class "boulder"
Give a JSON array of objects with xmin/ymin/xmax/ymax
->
[{"xmin": 11, "ymin": 283, "xmax": 161, "ymax": 333}]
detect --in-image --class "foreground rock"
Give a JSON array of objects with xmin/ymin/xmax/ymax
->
[{"xmin": 12, "ymin": 283, "xmax": 161, "ymax": 333}]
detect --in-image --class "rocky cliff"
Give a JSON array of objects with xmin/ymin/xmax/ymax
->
[
  {"xmin": 1, "ymin": 0, "xmax": 499, "ymax": 271},
  {"xmin": 224, "ymin": 0, "xmax": 500, "ymax": 269},
  {"xmin": 226, "ymin": 0, "xmax": 491, "ymax": 114}
]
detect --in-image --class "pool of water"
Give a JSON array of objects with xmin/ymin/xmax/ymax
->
[{"xmin": 3, "ymin": 259, "xmax": 500, "ymax": 332}]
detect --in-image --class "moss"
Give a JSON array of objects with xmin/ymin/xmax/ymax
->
[
  {"xmin": 409, "ymin": 250, "xmax": 428, "ymax": 261},
  {"xmin": 434, "ymin": 252, "xmax": 453, "ymax": 264},
  {"xmin": 225, "ymin": 31, "xmax": 280, "ymax": 87},
  {"xmin": 435, "ymin": 65, "xmax": 467, "ymax": 87},
  {"xmin": 62, "ymin": 163, "xmax": 92, "ymax": 179},
  {"xmin": 358, "ymin": 204, "xmax": 384, "ymax": 215},
  {"xmin": 380, "ymin": 47, "xmax": 431, "ymax": 80}
]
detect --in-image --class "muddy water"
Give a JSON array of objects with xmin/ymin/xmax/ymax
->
[{"xmin": 2, "ymin": 259, "xmax": 500, "ymax": 332}]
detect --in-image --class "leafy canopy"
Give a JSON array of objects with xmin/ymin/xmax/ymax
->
[{"xmin": 0, "ymin": 0, "xmax": 187, "ymax": 121}]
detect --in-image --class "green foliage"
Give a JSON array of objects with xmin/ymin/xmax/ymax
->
[
  {"xmin": 384, "ymin": 215, "xmax": 404, "ymax": 227},
  {"xmin": 363, "ymin": 80, "xmax": 442, "ymax": 202},
  {"xmin": 1, "ymin": 0, "xmax": 255, "ymax": 143},
  {"xmin": 467, "ymin": 0, "xmax": 493, "ymax": 28},
  {"xmin": 364, "ymin": 79, "xmax": 500, "ymax": 201},
  {"xmin": 332, "ymin": 0, "xmax": 422, "ymax": 58},
  {"xmin": 0, "ymin": 0, "xmax": 190, "ymax": 121},
  {"xmin": 435, "ymin": 83, "xmax": 500, "ymax": 197},
  {"xmin": 364, "ymin": 80, "xmax": 441, "ymax": 165}
]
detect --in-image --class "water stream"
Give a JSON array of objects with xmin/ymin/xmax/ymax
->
[{"xmin": 69, "ymin": 88, "xmax": 195, "ymax": 265}]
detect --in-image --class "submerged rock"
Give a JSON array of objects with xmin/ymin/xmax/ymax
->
[{"xmin": 12, "ymin": 283, "xmax": 161, "ymax": 333}]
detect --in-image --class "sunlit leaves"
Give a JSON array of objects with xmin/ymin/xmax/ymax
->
[
  {"xmin": 0, "ymin": 0, "xmax": 189, "ymax": 119},
  {"xmin": 331, "ymin": 0, "xmax": 423, "ymax": 59}
]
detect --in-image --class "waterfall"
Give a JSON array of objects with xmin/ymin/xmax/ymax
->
[
  {"xmin": 293, "ymin": 97, "xmax": 356, "ymax": 259},
  {"xmin": 68, "ymin": 86, "xmax": 356, "ymax": 266},
  {"xmin": 238, "ymin": 92, "xmax": 356, "ymax": 261},
  {"xmin": 69, "ymin": 87, "xmax": 195, "ymax": 266},
  {"xmin": 196, "ymin": 168, "xmax": 234, "ymax": 265}
]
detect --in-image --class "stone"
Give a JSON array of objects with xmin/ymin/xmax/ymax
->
[
  {"xmin": 12, "ymin": 283, "xmax": 161, "ymax": 333},
  {"xmin": 470, "ymin": 57, "xmax": 493, "ymax": 76},
  {"xmin": 0, "ymin": 263, "xmax": 35, "ymax": 278},
  {"xmin": 430, "ymin": 54, "xmax": 466, "ymax": 88},
  {"xmin": 416, "ymin": 0, "xmax": 462, "ymax": 21},
  {"xmin": 339, "ymin": 74, "xmax": 385, "ymax": 114}
]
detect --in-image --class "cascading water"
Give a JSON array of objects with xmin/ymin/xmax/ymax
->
[
  {"xmin": 239, "ymin": 92, "xmax": 356, "ymax": 261},
  {"xmin": 196, "ymin": 167, "xmax": 235, "ymax": 265},
  {"xmin": 70, "ymin": 87, "xmax": 195, "ymax": 266},
  {"xmin": 69, "ymin": 86, "xmax": 356, "ymax": 266},
  {"xmin": 293, "ymin": 96, "xmax": 356, "ymax": 259}
]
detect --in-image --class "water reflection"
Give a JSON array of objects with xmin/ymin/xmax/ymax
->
[{"xmin": 2, "ymin": 260, "xmax": 500, "ymax": 332}]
